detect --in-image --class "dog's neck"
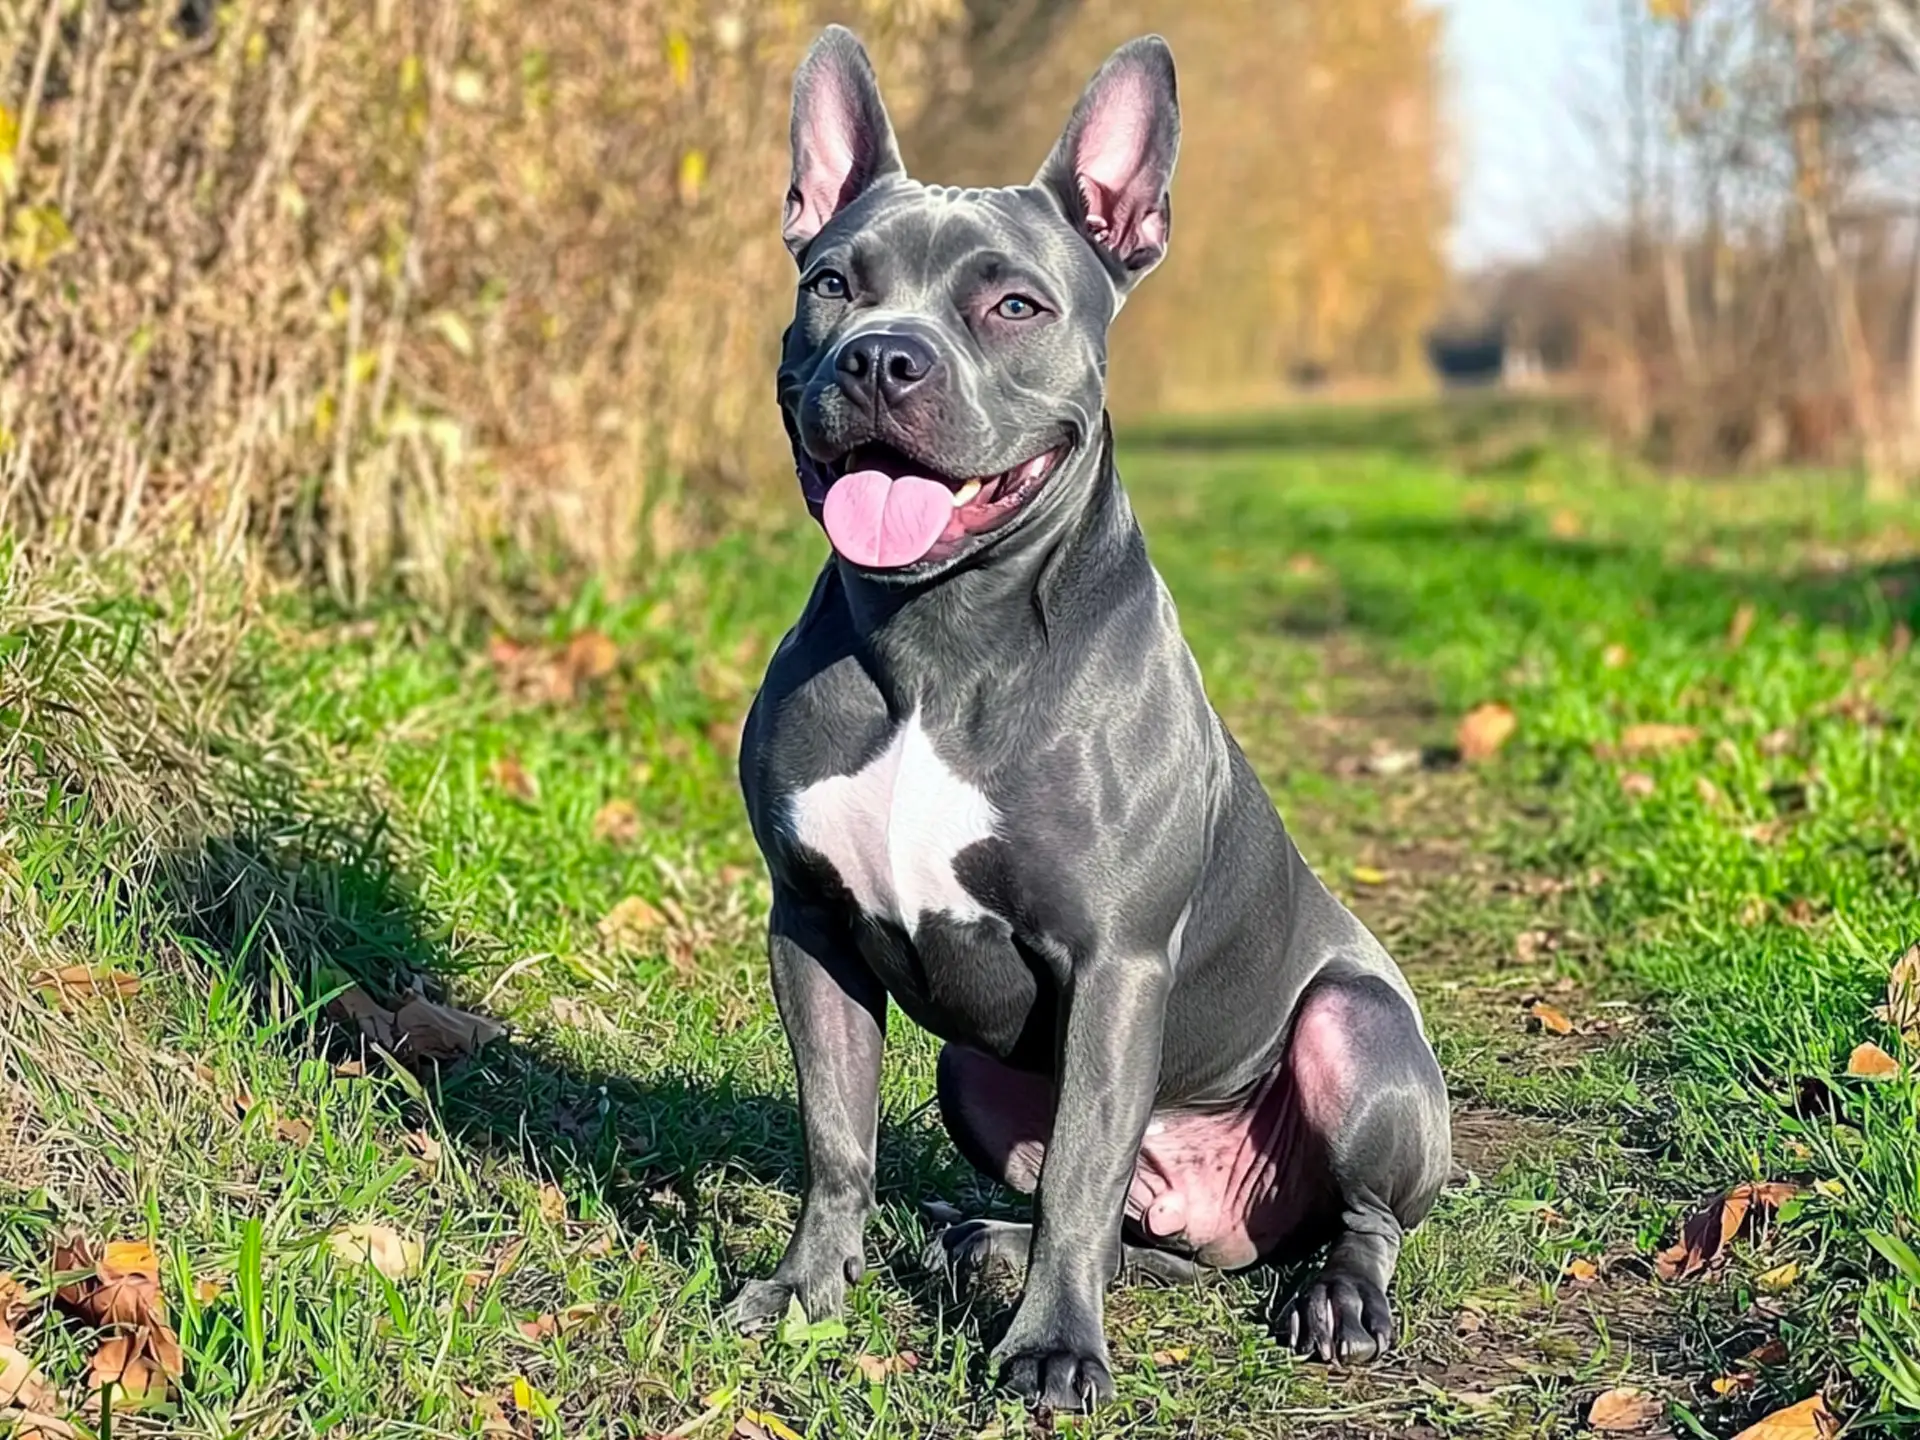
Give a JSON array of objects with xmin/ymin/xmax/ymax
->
[{"xmin": 834, "ymin": 423, "xmax": 1143, "ymax": 706}]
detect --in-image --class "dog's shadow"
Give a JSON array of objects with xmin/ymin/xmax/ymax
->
[{"xmin": 153, "ymin": 809, "xmax": 1012, "ymax": 1306}]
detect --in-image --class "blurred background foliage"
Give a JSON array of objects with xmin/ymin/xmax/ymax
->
[{"xmin": 0, "ymin": 0, "xmax": 1448, "ymax": 604}]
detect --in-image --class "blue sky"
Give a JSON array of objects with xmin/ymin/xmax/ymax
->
[{"xmin": 1435, "ymin": 0, "xmax": 1619, "ymax": 269}]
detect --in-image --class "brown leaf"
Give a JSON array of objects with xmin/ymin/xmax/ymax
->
[
  {"xmin": 1528, "ymin": 1002, "xmax": 1574, "ymax": 1036},
  {"xmin": 537, "ymin": 1184, "xmax": 568, "ymax": 1224},
  {"xmin": 403, "ymin": 1131, "xmax": 443, "ymax": 1166},
  {"xmin": 852, "ymin": 1351, "xmax": 921, "ymax": 1381},
  {"xmin": 30, "ymin": 966, "xmax": 140, "ymax": 1007},
  {"xmin": 0, "ymin": 1274, "xmax": 26, "ymax": 1348},
  {"xmin": 1712, "ymin": 1372, "xmax": 1757, "ymax": 1396},
  {"xmin": 327, "ymin": 1224, "xmax": 422, "ymax": 1279},
  {"xmin": 1548, "ymin": 508, "xmax": 1583, "ymax": 538},
  {"xmin": 563, "ymin": 631, "xmax": 619, "ymax": 685},
  {"xmin": 0, "ymin": 1341, "xmax": 61, "ymax": 1413},
  {"xmin": 192, "ymin": 1276, "xmax": 227, "ymax": 1306},
  {"xmin": 1458, "ymin": 703, "xmax": 1517, "ymax": 762},
  {"xmin": 599, "ymin": 895, "xmax": 666, "ymax": 951},
  {"xmin": 491, "ymin": 753, "xmax": 539, "ymax": 803},
  {"xmin": 1620, "ymin": 771, "xmax": 1657, "ymax": 798},
  {"xmin": 1874, "ymin": 942, "xmax": 1920, "ymax": 1039},
  {"xmin": 274, "ymin": 1117, "xmax": 314, "ymax": 1146},
  {"xmin": 1847, "ymin": 1041, "xmax": 1899, "ymax": 1079},
  {"xmin": 591, "ymin": 799, "xmax": 642, "ymax": 845},
  {"xmin": 1730, "ymin": 1394, "xmax": 1840, "ymax": 1440},
  {"xmin": 1564, "ymin": 1256, "xmax": 1599, "ymax": 1283},
  {"xmin": 390, "ymin": 990, "xmax": 504, "ymax": 1064},
  {"xmin": 1728, "ymin": 602, "xmax": 1758, "ymax": 650},
  {"xmin": 1617, "ymin": 723, "xmax": 1700, "ymax": 754},
  {"xmin": 518, "ymin": 1303, "xmax": 602, "ymax": 1341},
  {"xmin": 1589, "ymin": 1387, "xmax": 1662, "ymax": 1431},
  {"xmin": 325, "ymin": 984, "xmax": 398, "ymax": 1052},
  {"xmin": 89, "ymin": 1334, "xmax": 169, "ymax": 1406},
  {"xmin": 1602, "ymin": 643, "xmax": 1631, "ymax": 669},
  {"xmin": 1654, "ymin": 1182, "xmax": 1797, "ymax": 1279},
  {"xmin": 1744, "ymin": 1337, "xmax": 1790, "ymax": 1366}
]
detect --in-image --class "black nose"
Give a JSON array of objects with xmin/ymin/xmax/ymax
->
[{"xmin": 836, "ymin": 331, "xmax": 939, "ymax": 410}]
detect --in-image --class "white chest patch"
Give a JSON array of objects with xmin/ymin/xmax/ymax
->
[{"xmin": 786, "ymin": 711, "xmax": 998, "ymax": 933}]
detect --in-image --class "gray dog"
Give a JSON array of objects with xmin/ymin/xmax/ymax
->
[{"xmin": 732, "ymin": 26, "xmax": 1451, "ymax": 1413}]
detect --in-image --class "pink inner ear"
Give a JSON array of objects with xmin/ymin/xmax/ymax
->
[
  {"xmin": 1071, "ymin": 70, "xmax": 1166, "ymax": 261},
  {"xmin": 790, "ymin": 73, "xmax": 862, "ymax": 244}
]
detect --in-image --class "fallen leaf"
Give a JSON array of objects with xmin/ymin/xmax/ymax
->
[
  {"xmin": 333, "ymin": 1058, "xmax": 367, "ymax": 1078},
  {"xmin": 0, "ymin": 1341, "xmax": 60, "ymax": 1412},
  {"xmin": 1655, "ymin": 1182, "xmax": 1798, "ymax": 1279},
  {"xmin": 517, "ymin": 1304, "xmax": 602, "ymax": 1341},
  {"xmin": 564, "ymin": 631, "xmax": 619, "ymax": 684},
  {"xmin": 325, "ymin": 984, "xmax": 398, "ymax": 1051},
  {"xmin": 192, "ymin": 1276, "xmax": 227, "ymax": 1305},
  {"xmin": 599, "ymin": 895, "xmax": 666, "ymax": 951},
  {"xmin": 1756, "ymin": 1261, "xmax": 1800, "ymax": 1292},
  {"xmin": 1350, "ymin": 865, "xmax": 1389, "ymax": 886},
  {"xmin": 591, "ymin": 799, "xmax": 642, "ymax": 846},
  {"xmin": 853, "ymin": 1350, "xmax": 922, "ymax": 1381},
  {"xmin": 1874, "ymin": 941, "xmax": 1920, "ymax": 1039},
  {"xmin": 1528, "ymin": 1002, "xmax": 1574, "ymax": 1036},
  {"xmin": 403, "ymin": 1131, "xmax": 443, "ymax": 1166},
  {"xmin": 275, "ymin": 1117, "xmax": 314, "ymax": 1146},
  {"xmin": 1514, "ymin": 929, "xmax": 1557, "ymax": 964},
  {"xmin": 1619, "ymin": 771, "xmax": 1657, "ymax": 798},
  {"xmin": 327, "ymin": 1224, "xmax": 422, "ymax": 1279},
  {"xmin": 1454, "ymin": 1308, "xmax": 1485, "ymax": 1334},
  {"xmin": 490, "ymin": 753, "xmax": 539, "ymax": 803},
  {"xmin": 89, "ymin": 1333, "xmax": 169, "ymax": 1406},
  {"xmin": 1549, "ymin": 507, "xmax": 1583, "ymax": 538},
  {"xmin": 1565, "ymin": 1256, "xmax": 1599, "ymax": 1283},
  {"xmin": 0, "ymin": 1275, "xmax": 25, "ymax": 1347},
  {"xmin": 30, "ymin": 966, "xmax": 140, "ymax": 1007},
  {"xmin": 1744, "ymin": 1338, "xmax": 1790, "ymax": 1366},
  {"xmin": 1847, "ymin": 1041, "xmax": 1899, "ymax": 1079},
  {"xmin": 740, "ymin": 1413, "xmax": 802, "ymax": 1440},
  {"xmin": 1728, "ymin": 602, "xmax": 1758, "ymax": 650},
  {"xmin": 1602, "ymin": 643, "xmax": 1631, "ymax": 669},
  {"xmin": 1783, "ymin": 897, "xmax": 1819, "ymax": 927},
  {"xmin": 1589, "ymin": 1387, "xmax": 1662, "ymax": 1431},
  {"xmin": 537, "ymin": 1184, "xmax": 567, "ymax": 1224},
  {"xmin": 1148, "ymin": 1345, "xmax": 1190, "ymax": 1367},
  {"xmin": 390, "ymin": 989, "xmax": 504, "ymax": 1064},
  {"xmin": 1617, "ymin": 723, "xmax": 1700, "ymax": 754},
  {"xmin": 1713, "ymin": 1372, "xmax": 1756, "ymax": 1396},
  {"xmin": 1729, "ymin": 1394, "xmax": 1839, "ymax": 1440},
  {"xmin": 1458, "ymin": 703, "xmax": 1518, "ymax": 762}
]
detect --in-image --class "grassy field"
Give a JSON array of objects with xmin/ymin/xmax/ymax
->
[{"xmin": 4, "ymin": 404, "xmax": 1919, "ymax": 1438}]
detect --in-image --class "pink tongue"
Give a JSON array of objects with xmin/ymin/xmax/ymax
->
[{"xmin": 821, "ymin": 469, "xmax": 953, "ymax": 568}]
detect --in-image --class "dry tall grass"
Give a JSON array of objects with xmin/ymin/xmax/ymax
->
[
  {"xmin": 1, "ymin": 0, "xmax": 961, "ymax": 604},
  {"xmin": 2, "ymin": 0, "xmax": 1446, "ymax": 605}
]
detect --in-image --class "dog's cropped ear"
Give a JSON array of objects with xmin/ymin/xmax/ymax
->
[
  {"xmin": 1036, "ymin": 36, "xmax": 1180, "ymax": 289},
  {"xmin": 784, "ymin": 26, "xmax": 904, "ymax": 260}
]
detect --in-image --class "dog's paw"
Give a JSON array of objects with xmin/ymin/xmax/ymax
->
[
  {"xmin": 992, "ymin": 1308, "xmax": 1114, "ymax": 1412},
  {"xmin": 922, "ymin": 1218, "xmax": 1031, "ymax": 1289},
  {"xmin": 994, "ymin": 1336, "xmax": 1114, "ymax": 1412},
  {"xmin": 728, "ymin": 1269, "xmax": 848, "ymax": 1333},
  {"xmin": 1278, "ymin": 1270, "xmax": 1394, "ymax": 1365}
]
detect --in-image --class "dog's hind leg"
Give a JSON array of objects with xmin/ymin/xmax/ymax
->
[
  {"xmin": 1269, "ymin": 969, "xmax": 1451, "ymax": 1364},
  {"xmin": 930, "ymin": 1045, "xmax": 1202, "ymax": 1288}
]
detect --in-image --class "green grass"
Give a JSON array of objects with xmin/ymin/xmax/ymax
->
[{"xmin": 4, "ymin": 406, "xmax": 1920, "ymax": 1437}]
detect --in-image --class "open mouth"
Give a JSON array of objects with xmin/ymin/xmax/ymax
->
[{"xmin": 797, "ymin": 440, "xmax": 1068, "ymax": 569}]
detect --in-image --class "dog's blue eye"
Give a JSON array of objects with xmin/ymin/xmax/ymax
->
[
  {"xmin": 995, "ymin": 295, "xmax": 1040, "ymax": 320},
  {"xmin": 809, "ymin": 271, "xmax": 849, "ymax": 300}
]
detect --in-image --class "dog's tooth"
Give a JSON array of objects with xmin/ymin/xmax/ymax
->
[{"xmin": 952, "ymin": 478, "xmax": 982, "ymax": 507}]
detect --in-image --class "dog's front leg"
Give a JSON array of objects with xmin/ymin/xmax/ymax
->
[
  {"xmin": 731, "ymin": 892, "xmax": 886, "ymax": 1329},
  {"xmin": 994, "ymin": 954, "xmax": 1170, "ymax": 1412}
]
